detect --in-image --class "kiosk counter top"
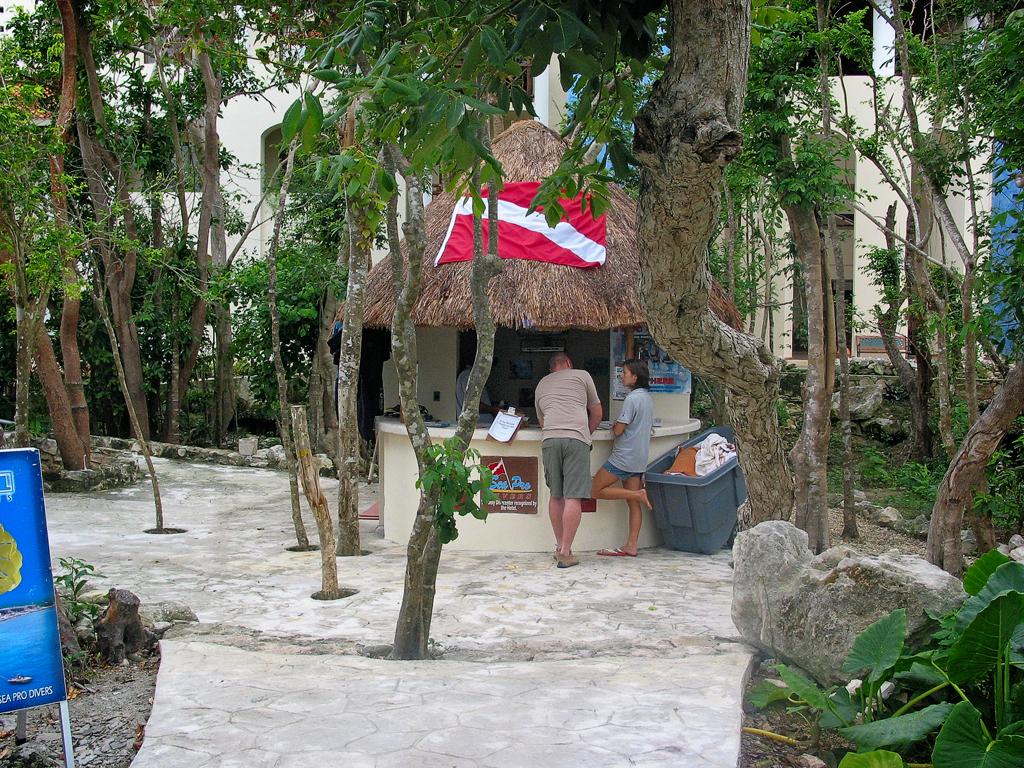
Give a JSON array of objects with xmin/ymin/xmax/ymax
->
[
  {"xmin": 374, "ymin": 417, "xmax": 701, "ymax": 442},
  {"xmin": 375, "ymin": 416, "xmax": 701, "ymax": 552}
]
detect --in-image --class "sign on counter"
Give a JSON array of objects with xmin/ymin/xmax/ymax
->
[{"xmin": 482, "ymin": 457, "xmax": 539, "ymax": 514}]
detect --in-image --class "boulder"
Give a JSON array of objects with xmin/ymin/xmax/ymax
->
[
  {"xmin": 732, "ymin": 521, "xmax": 965, "ymax": 685},
  {"xmin": 142, "ymin": 600, "xmax": 198, "ymax": 624},
  {"xmin": 237, "ymin": 437, "xmax": 259, "ymax": 457},
  {"xmin": 832, "ymin": 378, "xmax": 887, "ymax": 421},
  {"xmin": 1009, "ymin": 534, "xmax": 1024, "ymax": 550},
  {"xmin": 1011, "ymin": 547, "xmax": 1024, "ymax": 563},
  {"xmin": 877, "ymin": 507, "xmax": 903, "ymax": 526}
]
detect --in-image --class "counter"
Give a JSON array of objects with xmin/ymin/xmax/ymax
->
[{"xmin": 376, "ymin": 417, "xmax": 700, "ymax": 552}]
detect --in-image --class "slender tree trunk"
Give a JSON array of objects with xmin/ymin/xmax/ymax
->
[
  {"xmin": 9, "ymin": 244, "xmax": 38, "ymax": 448},
  {"xmin": 291, "ymin": 405, "xmax": 341, "ymax": 598},
  {"xmin": 634, "ymin": 0, "xmax": 792, "ymax": 525},
  {"xmin": 825, "ymin": 211, "xmax": 855, "ymax": 539},
  {"xmin": 391, "ymin": 149, "xmax": 500, "ymax": 660},
  {"xmin": 813, "ymin": 0, "xmax": 856, "ymax": 539},
  {"xmin": 213, "ymin": 188, "xmax": 235, "ymax": 447},
  {"xmin": 959, "ymin": 266, "xmax": 996, "ymax": 552},
  {"xmin": 927, "ymin": 362, "xmax": 1024, "ymax": 574},
  {"xmin": 14, "ymin": 306, "xmax": 34, "ymax": 448},
  {"xmin": 784, "ymin": 194, "xmax": 832, "ymax": 554},
  {"xmin": 164, "ymin": 310, "xmax": 181, "ymax": 444},
  {"xmin": 91, "ymin": 273, "xmax": 165, "ymax": 531},
  {"xmin": 267, "ymin": 138, "xmax": 310, "ymax": 550},
  {"xmin": 335, "ymin": 200, "xmax": 373, "ymax": 557},
  {"xmin": 316, "ymin": 298, "xmax": 339, "ymax": 456},
  {"xmin": 877, "ymin": 205, "xmax": 934, "ymax": 461}
]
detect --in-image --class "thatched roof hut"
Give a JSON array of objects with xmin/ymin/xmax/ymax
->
[{"xmin": 361, "ymin": 120, "xmax": 741, "ymax": 332}]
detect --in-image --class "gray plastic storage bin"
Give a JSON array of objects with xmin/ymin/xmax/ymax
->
[{"xmin": 644, "ymin": 427, "xmax": 747, "ymax": 554}]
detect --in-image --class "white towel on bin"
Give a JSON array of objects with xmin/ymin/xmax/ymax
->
[{"xmin": 694, "ymin": 434, "xmax": 736, "ymax": 476}]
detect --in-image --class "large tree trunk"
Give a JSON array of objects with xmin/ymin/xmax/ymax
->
[
  {"xmin": 267, "ymin": 138, "xmax": 311, "ymax": 551},
  {"xmin": 927, "ymin": 362, "xmax": 1024, "ymax": 574},
  {"xmin": 53, "ymin": 0, "xmax": 91, "ymax": 463},
  {"xmin": 35, "ymin": 330, "xmax": 87, "ymax": 470},
  {"xmin": 634, "ymin": 0, "xmax": 793, "ymax": 526},
  {"xmin": 76, "ymin": 21, "xmax": 150, "ymax": 439}
]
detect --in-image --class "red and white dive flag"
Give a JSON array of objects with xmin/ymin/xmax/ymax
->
[{"xmin": 433, "ymin": 182, "xmax": 606, "ymax": 269}]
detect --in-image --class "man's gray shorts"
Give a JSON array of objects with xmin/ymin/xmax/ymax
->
[{"xmin": 541, "ymin": 438, "xmax": 592, "ymax": 499}]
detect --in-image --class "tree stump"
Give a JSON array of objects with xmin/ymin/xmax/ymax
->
[{"xmin": 95, "ymin": 589, "xmax": 155, "ymax": 663}]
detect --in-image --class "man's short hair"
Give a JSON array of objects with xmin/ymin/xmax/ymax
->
[{"xmin": 548, "ymin": 352, "xmax": 571, "ymax": 371}]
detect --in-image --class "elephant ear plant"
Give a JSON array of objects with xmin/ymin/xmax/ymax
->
[{"xmin": 749, "ymin": 549, "xmax": 1024, "ymax": 767}]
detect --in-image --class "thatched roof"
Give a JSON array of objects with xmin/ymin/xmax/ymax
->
[{"xmin": 361, "ymin": 120, "xmax": 741, "ymax": 332}]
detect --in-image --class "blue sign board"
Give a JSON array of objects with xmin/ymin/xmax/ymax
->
[{"xmin": 0, "ymin": 448, "xmax": 68, "ymax": 715}]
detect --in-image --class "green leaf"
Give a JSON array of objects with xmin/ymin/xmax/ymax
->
[
  {"xmin": 965, "ymin": 551, "xmax": 1013, "ymax": 596},
  {"xmin": 528, "ymin": 30, "xmax": 554, "ymax": 76},
  {"xmin": 775, "ymin": 664, "xmax": 829, "ymax": 710},
  {"xmin": 445, "ymin": 100, "xmax": 466, "ymax": 131},
  {"xmin": 838, "ymin": 751, "xmax": 905, "ymax": 768},
  {"xmin": 895, "ymin": 660, "xmax": 946, "ymax": 688},
  {"xmin": 947, "ymin": 591, "xmax": 1024, "ymax": 684},
  {"xmin": 0, "ymin": 523, "xmax": 23, "ymax": 595},
  {"xmin": 958, "ymin": 562, "xmax": 1024, "ymax": 631},
  {"xmin": 748, "ymin": 679, "xmax": 792, "ymax": 709},
  {"xmin": 313, "ymin": 69, "xmax": 342, "ymax": 84},
  {"xmin": 281, "ymin": 98, "xmax": 304, "ymax": 144},
  {"xmin": 932, "ymin": 702, "xmax": 1024, "ymax": 768},
  {"xmin": 843, "ymin": 609, "xmax": 907, "ymax": 683},
  {"xmin": 301, "ymin": 93, "xmax": 324, "ymax": 152},
  {"xmin": 480, "ymin": 27, "xmax": 506, "ymax": 68},
  {"xmin": 840, "ymin": 703, "xmax": 954, "ymax": 751}
]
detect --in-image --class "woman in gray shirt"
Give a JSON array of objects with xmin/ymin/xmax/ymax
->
[{"xmin": 593, "ymin": 359, "xmax": 654, "ymax": 557}]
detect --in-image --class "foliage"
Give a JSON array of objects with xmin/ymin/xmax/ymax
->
[
  {"xmin": 54, "ymin": 557, "xmax": 104, "ymax": 626},
  {"xmin": 753, "ymin": 554, "xmax": 1024, "ymax": 766},
  {"xmin": 416, "ymin": 439, "xmax": 495, "ymax": 545}
]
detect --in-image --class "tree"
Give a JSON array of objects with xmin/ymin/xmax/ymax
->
[
  {"xmin": 266, "ymin": 135, "xmax": 313, "ymax": 551},
  {"xmin": 736, "ymin": 3, "xmax": 862, "ymax": 551},
  {"xmin": 0, "ymin": 8, "xmax": 90, "ymax": 468}
]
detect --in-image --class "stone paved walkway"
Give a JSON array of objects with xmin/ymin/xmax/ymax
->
[{"xmin": 46, "ymin": 458, "xmax": 752, "ymax": 767}]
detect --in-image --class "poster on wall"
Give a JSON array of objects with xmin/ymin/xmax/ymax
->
[
  {"xmin": 0, "ymin": 449, "xmax": 69, "ymax": 716},
  {"xmin": 482, "ymin": 457, "xmax": 539, "ymax": 514},
  {"xmin": 611, "ymin": 329, "xmax": 692, "ymax": 400}
]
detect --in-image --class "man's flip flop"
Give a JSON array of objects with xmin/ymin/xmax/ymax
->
[{"xmin": 597, "ymin": 548, "xmax": 638, "ymax": 557}]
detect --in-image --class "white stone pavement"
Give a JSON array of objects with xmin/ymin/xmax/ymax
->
[{"xmin": 46, "ymin": 458, "xmax": 753, "ymax": 767}]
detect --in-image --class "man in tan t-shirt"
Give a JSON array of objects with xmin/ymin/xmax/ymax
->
[{"xmin": 535, "ymin": 352, "xmax": 602, "ymax": 569}]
